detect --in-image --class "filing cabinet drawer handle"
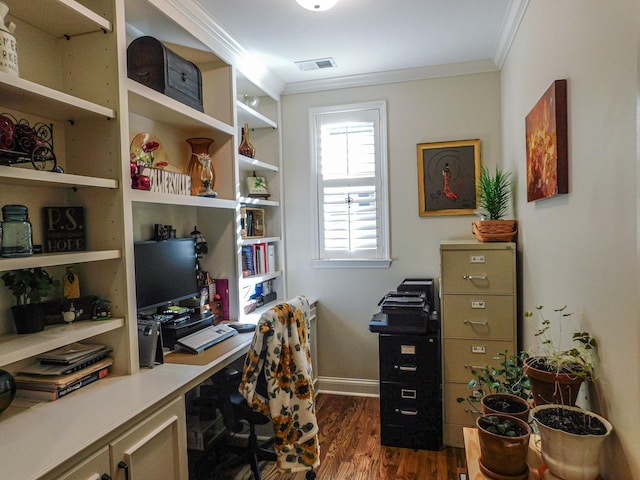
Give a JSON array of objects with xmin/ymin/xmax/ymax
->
[
  {"xmin": 464, "ymin": 320, "xmax": 488, "ymax": 326},
  {"xmin": 395, "ymin": 365, "xmax": 417, "ymax": 372},
  {"xmin": 397, "ymin": 408, "xmax": 418, "ymax": 416},
  {"xmin": 464, "ymin": 364, "xmax": 486, "ymax": 370},
  {"xmin": 463, "ymin": 275, "xmax": 487, "ymax": 280}
]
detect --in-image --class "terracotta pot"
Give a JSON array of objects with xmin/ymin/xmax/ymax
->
[
  {"xmin": 481, "ymin": 393, "xmax": 530, "ymax": 423},
  {"xmin": 532, "ymin": 404, "xmax": 612, "ymax": 480},
  {"xmin": 523, "ymin": 357, "xmax": 585, "ymax": 406},
  {"xmin": 476, "ymin": 414, "xmax": 531, "ymax": 479}
]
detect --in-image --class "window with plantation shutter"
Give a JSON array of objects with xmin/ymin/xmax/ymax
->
[{"xmin": 309, "ymin": 101, "xmax": 390, "ymax": 268}]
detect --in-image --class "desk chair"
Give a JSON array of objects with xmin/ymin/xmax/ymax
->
[
  {"xmin": 213, "ymin": 367, "xmax": 277, "ymax": 480},
  {"xmin": 217, "ymin": 298, "xmax": 318, "ymax": 480}
]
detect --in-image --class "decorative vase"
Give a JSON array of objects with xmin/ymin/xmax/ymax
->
[
  {"xmin": 186, "ymin": 137, "xmax": 214, "ymax": 196},
  {"xmin": 0, "ymin": 368, "xmax": 16, "ymax": 414},
  {"xmin": 523, "ymin": 356, "xmax": 585, "ymax": 406},
  {"xmin": 131, "ymin": 162, "xmax": 151, "ymax": 190},
  {"xmin": 532, "ymin": 404, "xmax": 612, "ymax": 480},
  {"xmin": 11, "ymin": 304, "xmax": 46, "ymax": 334},
  {"xmin": 238, "ymin": 123, "xmax": 255, "ymax": 158}
]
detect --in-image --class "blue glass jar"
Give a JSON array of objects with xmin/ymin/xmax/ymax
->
[{"xmin": 1, "ymin": 204, "xmax": 33, "ymax": 257}]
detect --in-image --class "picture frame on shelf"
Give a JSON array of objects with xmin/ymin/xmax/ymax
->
[
  {"xmin": 417, "ymin": 139, "xmax": 481, "ymax": 217},
  {"xmin": 247, "ymin": 174, "xmax": 270, "ymax": 199}
]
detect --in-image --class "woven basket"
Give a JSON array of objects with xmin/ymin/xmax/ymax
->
[{"xmin": 472, "ymin": 220, "xmax": 517, "ymax": 242}]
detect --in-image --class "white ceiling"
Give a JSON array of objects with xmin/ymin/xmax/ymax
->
[{"xmin": 198, "ymin": 0, "xmax": 527, "ymax": 93}]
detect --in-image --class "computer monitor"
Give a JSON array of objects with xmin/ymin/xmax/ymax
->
[{"xmin": 133, "ymin": 238, "xmax": 199, "ymax": 313}]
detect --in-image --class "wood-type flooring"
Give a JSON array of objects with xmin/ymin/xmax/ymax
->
[{"xmin": 195, "ymin": 393, "xmax": 466, "ymax": 480}]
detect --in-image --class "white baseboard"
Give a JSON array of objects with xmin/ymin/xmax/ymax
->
[{"xmin": 316, "ymin": 376, "xmax": 379, "ymax": 397}]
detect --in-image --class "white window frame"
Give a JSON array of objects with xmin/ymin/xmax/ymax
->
[{"xmin": 309, "ymin": 100, "xmax": 391, "ymax": 268}]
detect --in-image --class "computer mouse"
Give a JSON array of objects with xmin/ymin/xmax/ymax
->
[{"xmin": 228, "ymin": 322, "xmax": 256, "ymax": 333}]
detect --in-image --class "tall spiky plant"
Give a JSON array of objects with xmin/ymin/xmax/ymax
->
[{"xmin": 478, "ymin": 166, "xmax": 512, "ymax": 220}]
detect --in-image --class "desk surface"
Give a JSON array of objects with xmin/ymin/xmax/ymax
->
[{"xmin": 0, "ymin": 332, "xmax": 254, "ymax": 480}]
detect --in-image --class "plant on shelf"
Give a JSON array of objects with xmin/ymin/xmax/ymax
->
[
  {"xmin": 1, "ymin": 267, "xmax": 59, "ymax": 334},
  {"xmin": 476, "ymin": 414, "xmax": 531, "ymax": 479},
  {"xmin": 478, "ymin": 165, "xmax": 512, "ymax": 220},
  {"xmin": 457, "ymin": 350, "xmax": 532, "ymax": 422},
  {"xmin": 472, "ymin": 165, "xmax": 517, "ymax": 242},
  {"xmin": 523, "ymin": 305, "xmax": 596, "ymax": 406}
]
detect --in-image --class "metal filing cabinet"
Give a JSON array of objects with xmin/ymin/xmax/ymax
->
[
  {"xmin": 378, "ymin": 333, "xmax": 442, "ymax": 450},
  {"xmin": 440, "ymin": 241, "xmax": 517, "ymax": 448}
]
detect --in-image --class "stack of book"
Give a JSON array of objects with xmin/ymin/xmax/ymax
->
[{"xmin": 15, "ymin": 343, "xmax": 112, "ymax": 401}]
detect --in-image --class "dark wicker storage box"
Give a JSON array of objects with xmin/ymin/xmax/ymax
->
[{"xmin": 127, "ymin": 36, "xmax": 203, "ymax": 112}]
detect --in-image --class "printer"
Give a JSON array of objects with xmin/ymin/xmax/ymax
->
[{"xmin": 368, "ymin": 278, "xmax": 439, "ymax": 335}]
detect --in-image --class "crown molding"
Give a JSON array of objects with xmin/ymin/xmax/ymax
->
[
  {"xmin": 169, "ymin": 0, "xmax": 285, "ymax": 99},
  {"xmin": 281, "ymin": 59, "xmax": 499, "ymax": 95},
  {"xmin": 492, "ymin": 0, "xmax": 530, "ymax": 69}
]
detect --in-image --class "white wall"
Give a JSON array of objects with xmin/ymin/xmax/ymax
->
[
  {"xmin": 500, "ymin": 0, "xmax": 639, "ymax": 476},
  {"xmin": 281, "ymin": 72, "xmax": 502, "ymax": 388}
]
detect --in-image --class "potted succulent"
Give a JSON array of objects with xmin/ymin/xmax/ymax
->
[
  {"xmin": 523, "ymin": 306, "xmax": 596, "ymax": 406},
  {"xmin": 472, "ymin": 165, "xmax": 517, "ymax": 242},
  {"xmin": 1, "ymin": 267, "xmax": 58, "ymax": 334},
  {"xmin": 531, "ymin": 404, "xmax": 612, "ymax": 480},
  {"xmin": 476, "ymin": 414, "xmax": 531, "ymax": 479},
  {"xmin": 457, "ymin": 350, "xmax": 532, "ymax": 422}
]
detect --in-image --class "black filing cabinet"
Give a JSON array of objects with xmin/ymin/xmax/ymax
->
[{"xmin": 378, "ymin": 332, "xmax": 442, "ymax": 450}]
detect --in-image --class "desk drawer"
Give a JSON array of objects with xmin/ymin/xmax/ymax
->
[
  {"xmin": 442, "ymin": 295, "xmax": 515, "ymax": 340},
  {"xmin": 443, "ymin": 338, "xmax": 514, "ymax": 383}
]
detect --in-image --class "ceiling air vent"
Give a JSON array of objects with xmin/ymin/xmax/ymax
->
[{"xmin": 295, "ymin": 57, "xmax": 337, "ymax": 71}]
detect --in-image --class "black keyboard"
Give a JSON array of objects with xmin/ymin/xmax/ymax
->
[{"xmin": 176, "ymin": 324, "xmax": 237, "ymax": 354}]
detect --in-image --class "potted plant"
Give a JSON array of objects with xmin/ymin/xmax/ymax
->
[
  {"xmin": 457, "ymin": 350, "xmax": 532, "ymax": 422},
  {"xmin": 523, "ymin": 306, "xmax": 596, "ymax": 406},
  {"xmin": 476, "ymin": 414, "xmax": 531, "ymax": 479},
  {"xmin": 1, "ymin": 267, "xmax": 58, "ymax": 334},
  {"xmin": 531, "ymin": 404, "xmax": 612, "ymax": 480},
  {"xmin": 472, "ymin": 165, "xmax": 517, "ymax": 242}
]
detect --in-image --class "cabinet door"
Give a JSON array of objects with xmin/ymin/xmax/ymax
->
[
  {"xmin": 55, "ymin": 447, "xmax": 111, "ymax": 480},
  {"xmin": 110, "ymin": 397, "xmax": 188, "ymax": 480}
]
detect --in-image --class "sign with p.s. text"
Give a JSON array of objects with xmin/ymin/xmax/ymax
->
[{"xmin": 43, "ymin": 207, "xmax": 86, "ymax": 252}]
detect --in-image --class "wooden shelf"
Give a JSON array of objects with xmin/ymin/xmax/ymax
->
[
  {"xmin": 239, "ymin": 196, "xmax": 279, "ymax": 207},
  {"xmin": 0, "ymin": 318, "xmax": 124, "ymax": 367},
  {"xmin": 5, "ymin": 0, "xmax": 112, "ymax": 37},
  {"xmin": 237, "ymin": 154, "xmax": 279, "ymax": 173},
  {"xmin": 0, "ymin": 165, "xmax": 118, "ymax": 189},
  {"xmin": 241, "ymin": 236, "xmax": 280, "ymax": 246},
  {"xmin": 127, "ymin": 80, "xmax": 234, "ymax": 136},
  {"xmin": 0, "ymin": 250, "xmax": 121, "ymax": 273},
  {"xmin": 130, "ymin": 189, "xmax": 236, "ymax": 209},
  {"xmin": 0, "ymin": 72, "xmax": 116, "ymax": 122},
  {"xmin": 240, "ymin": 271, "xmax": 282, "ymax": 285},
  {"xmin": 236, "ymin": 101, "xmax": 277, "ymax": 130}
]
